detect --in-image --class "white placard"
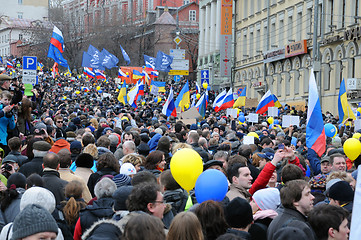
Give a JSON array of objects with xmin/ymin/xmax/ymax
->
[
  {"xmin": 350, "ymin": 165, "xmax": 361, "ymax": 239},
  {"xmin": 243, "ymin": 136, "xmax": 254, "ymax": 145},
  {"xmin": 226, "ymin": 108, "xmax": 238, "ymax": 118},
  {"xmin": 355, "ymin": 119, "xmax": 361, "ymax": 131},
  {"xmin": 102, "ymin": 93, "xmax": 112, "ymax": 98},
  {"xmin": 248, "ymin": 113, "xmax": 259, "ymax": 123},
  {"xmin": 268, "ymin": 107, "xmax": 279, "ymax": 117},
  {"xmin": 282, "ymin": 115, "xmax": 300, "ymax": 128},
  {"xmin": 150, "ymin": 86, "xmax": 159, "ymax": 96}
]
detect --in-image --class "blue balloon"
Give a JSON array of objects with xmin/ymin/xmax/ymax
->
[
  {"xmin": 154, "ymin": 97, "xmax": 158, "ymax": 103},
  {"xmin": 195, "ymin": 169, "xmax": 228, "ymax": 203},
  {"xmin": 239, "ymin": 112, "xmax": 244, "ymax": 116},
  {"xmin": 207, "ymin": 86, "xmax": 211, "ymax": 91},
  {"xmin": 291, "ymin": 136, "xmax": 297, "ymax": 146},
  {"xmin": 324, "ymin": 123, "xmax": 336, "ymax": 137},
  {"xmin": 269, "ymin": 124, "xmax": 274, "ymax": 129},
  {"xmin": 238, "ymin": 115, "xmax": 246, "ymax": 123},
  {"xmin": 98, "ymin": 90, "xmax": 103, "ymax": 93},
  {"xmin": 274, "ymin": 119, "xmax": 279, "ymax": 125}
]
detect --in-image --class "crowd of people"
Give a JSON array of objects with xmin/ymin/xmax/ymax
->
[{"xmin": 0, "ymin": 69, "xmax": 358, "ymax": 240}]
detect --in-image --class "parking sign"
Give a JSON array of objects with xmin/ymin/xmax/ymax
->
[{"xmin": 22, "ymin": 56, "xmax": 37, "ymax": 85}]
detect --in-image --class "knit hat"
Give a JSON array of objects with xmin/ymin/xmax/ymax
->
[
  {"xmin": 325, "ymin": 178, "xmax": 342, "ymax": 195},
  {"xmin": 190, "ymin": 124, "xmax": 198, "ymax": 130},
  {"xmin": 70, "ymin": 140, "xmax": 82, "ymax": 150},
  {"xmin": 12, "ymin": 204, "xmax": 58, "ymax": 240},
  {"xmin": 33, "ymin": 141, "xmax": 52, "ymax": 152},
  {"xmin": 112, "ymin": 174, "xmax": 131, "ymax": 188},
  {"xmin": 20, "ymin": 187, "xmax": 56, "ymax": 213},
  {"xmin": 309, "ymin": 174, "xmax": 327, "ymax": 189},
  {"xmin": 75, "ymin": 153, "xmax": 94, "ymax": 168},
  {"xmin": 113, "ymin": 185, "xmax": 133, "ymax": 211},
  {"xmin": 137, "ymin": 142, "xmax": 150, "ymax": 157},
  {"xmin": 7, "ymin": 172, "xmax": 26, "ymax": 189},
  {"xmin": 224, "ymin": 197, "xmax": 253, "ymax": 229},
  {"xmin": 252, "ymin": 188, "xmax": 280, "ymax": 211},
  {"xmin": 120, "ymin": 163, "xmax": 137, "ymax": 176},
  {"xmin": 328, "ymin": 181, "xmax": 354, "ymax": 202}
]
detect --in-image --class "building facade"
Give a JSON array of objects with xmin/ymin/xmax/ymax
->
[
  {"xmin": 198, "ymin": 0, "xmax": 230, "ymax": 90},
  {"xmin": 234, "ymin": 0, "xmax": 361, "ymax": 113},
  {"xmin": 0, "ymin": 0, "xmax": 49, "ymax": 58}
]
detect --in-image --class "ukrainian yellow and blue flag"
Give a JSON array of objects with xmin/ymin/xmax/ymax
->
[
  {"xmin": 175, "ymin": 81, "xmax": 190, "ymax": 111},
  {"xmin": 233, "ymin": 87, "xmax": 247, "ymax": 108},
  {"xmin": 338, "ymin": 78, "xmax": 355, "ymax": 123},
  {"xmin": 150, "ymin": 80, "xmax": 166, "ymax": 93},
  {"xmin": 117, "ymin": 81, "xmax": 127, "ymax": 105}
]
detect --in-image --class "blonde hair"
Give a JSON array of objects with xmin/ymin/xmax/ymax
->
[
  {"xmin": 122, "ymin": 153, "xmax": 143, "ymax": 166},
  {"xmin": 83, "ymin": 143, "xmax": 98, "ymax": 160},
  {"xmin": 326, "ymin": 171, "xmax": 354, "ymax": 185},
  {"xmin": 172, "ymin": 143, "xmax": 192, "ymax": 155},
  {"xmin": 89, "ymin": 118, "xmax": 99, "ymax": 130}
]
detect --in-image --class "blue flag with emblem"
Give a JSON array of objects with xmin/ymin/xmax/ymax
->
[
  {"xmin": 101, "ymin": 48, "xmax": 119, "ymax": 69},
  {"xmin": 155, "ymin": 51, "xmax": 173, "ymax": 72}
]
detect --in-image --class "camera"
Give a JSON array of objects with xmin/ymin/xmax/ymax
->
[{"xmin": 2, "ymin": 163, "xmax": 12, "ymax": 172}]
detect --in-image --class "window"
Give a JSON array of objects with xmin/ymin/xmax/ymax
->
[
  {"xmin": 18, "ymin": 12, "xmax": 23, "ymax": 19},
  {"xmin": 184, "ymin": 0, "xmax": 190, "ymax": 4},
  {"xmin": 19, "ymin": 34, "xmax": 23, "ymax": 40},
  {"xmin": 18, "ymin": 0, "xmax": 22, "ymax": 4},
  {"xmin": 189, "ymin": 10, "xmax": 196, "ymax": 21},
  {"xmin": 296, "ymin": 12, "xmax": 302, "ymax": 40}
]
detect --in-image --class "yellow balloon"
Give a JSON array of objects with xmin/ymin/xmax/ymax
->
[
  {"xmin": 239, "ymin": 121, "xmax": 244, "ymax": 125},
  {"xmin": 196, "ymin": 93, "xmax": 201, "ymax": 99},
  {"xmin": 352, "ymin": 133, "xmax": 361, "ymax": 139},
  {"xmin": 247, "ymin": 132, "xmax": 259, "ymax": 139},
  {"xmin": 267, "ymin": 117, "xmax": 274, "ymax": 124},
  {"xmin": 96, "ymin": 86, "xmax": 101, "ymax": 91},
  {"xmin": 157, "ymin": 97, "xmax": 162, "ymax": 103},
  {"xmin": 184, "ymin": 103, "xmax": 190, "ymax": 109},
  {"xmin": 62, "ymin": 96, "xmax": 67, "ymax": 100},
  {"xmin": 170, "ymin": 148, "xmax": 203, "ymax": 191},
  {"xmin": 75, "ymin": 91, "xmax": 80, "ymax": 94},
  {"xmin": 343, "ymin": 138, "xmax": 361, "ymax": 161},
  {"xmin": 116, "ymin": 89, "xmax": 119, "ymax": 92},
  {"xmin": 237, "ymin": 109, "xmax": 241, "ymax": 116},
  {"xmin": 142, "ymin": 101, "xmax": 146, "ymax": 106},
  {"xmin": 202, "ymin": 83, "xmax": 208, "ymax": 89}
]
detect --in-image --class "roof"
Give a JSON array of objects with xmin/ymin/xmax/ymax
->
[
  {"xmin": 154, "ymin": 11, "xmax": 177, "ymax": 25},
  {"xmin": 176, "ymin": 1, "xmax": 199, "ymax": 12},
  {"xmin": 0, "ymin": 16, "xmax": 52, "ymax": 29}
]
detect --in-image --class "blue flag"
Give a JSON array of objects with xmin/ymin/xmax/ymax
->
[
  {"xmin": 120, "ymin": 44, "xmax": 130, "ymax": 65},
  {"xmin": 155, "ymin": 51, "xmax": 173, "ymax": 72},
  {"xmin": 47, "ymin": 26, "xmax": 69, "ymax": 67},
  {"xmin": 101, "ymin": 48, "xmax": 119, "ymax": 69},
  {"xmin": 144, "ymin": 55, "xmax": 156, "ymax": 67},
  {"xmin": 0, "ymin": 56, "xmax": 2, "ymax": 64},
  {"xmin": 83, "ymin": 45, "xmax": 105, "ymax": 70}
]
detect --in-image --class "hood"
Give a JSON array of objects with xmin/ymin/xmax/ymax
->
[
  {"xmin": 50, "ymin": 139, "xmax": 70, "ymax": 154},
  {"xmin": 148, "ymin": 133, "xmax": 162, "ymax": 152},
  {"xmin": 85, "ymin": 197, "xmax": 115, "ymax": 218}
]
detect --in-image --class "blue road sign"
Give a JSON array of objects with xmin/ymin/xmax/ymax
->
[
  {"xmin": 201, "ymin": 70, "xmax": 209, "ymax": 80},
  {"xmin": 22, "ymin": 56, "xmax": 37, "ymax": 70},
  {"xmin": 174, "ymin": 75, "xmax": 181, "ymax": 82}
]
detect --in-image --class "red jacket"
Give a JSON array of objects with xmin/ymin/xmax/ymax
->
[{"xmin": 249, "ymin": 161, "xmax": 276, "ymax": 196}]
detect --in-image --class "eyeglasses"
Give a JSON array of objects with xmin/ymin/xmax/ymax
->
[
  {"xmin": 154, "ymin": 200, "xmax": 166, "ymax": 204},
  {"xmin": 56, "ymin": 121, "xmax": 63, "ymax": 123}
]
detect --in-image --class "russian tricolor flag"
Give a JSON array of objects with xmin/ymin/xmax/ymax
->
[
  {"xmin": 6, "ymin": 61, "xmax": 14, "ymax": 69},
  {"xmin": 196, "ymin": 82, "xmax": 201, "ymax": 94},
  {"xmin": 306, "ymin": 68, "xmax": 326, "ymax": 157},
  {"xmin": 118, "ymin": 68, "xmax": 129, "ymax": 78},
  {"xmin": 256, "ymin": 90, "xmax": 275, "ymax": 115},
  {"xmin": 95, "ymin": 70, "xmax": 106, "ymax": 80},
  {"xmin": 145, "ymin": 61, "xmax": 155, "ymax": 71},
  {"xmin": 215, "ymin": 89, "xmax": 234, "ymax": 112},
  {"xmin": 150, "ymin": 71, "xmax": 159, "ymax": 77},
  {"xmin": 135, "ymin": 80, "xmax": 144, "ymax": 102},
  {"xmin": 213, "ymin": 89, "xmax": 227, "ymax": 111},
  {"xmin": 195, "ymin": 91, "xmax": 208, "ymax": 117},
  {"xmin": 84, "ymin": 67, "xmax": 95, "ymax": 78},
  {"xmin": 162, "ymin": 87, "xmax": 177, "ymax": 117}
]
